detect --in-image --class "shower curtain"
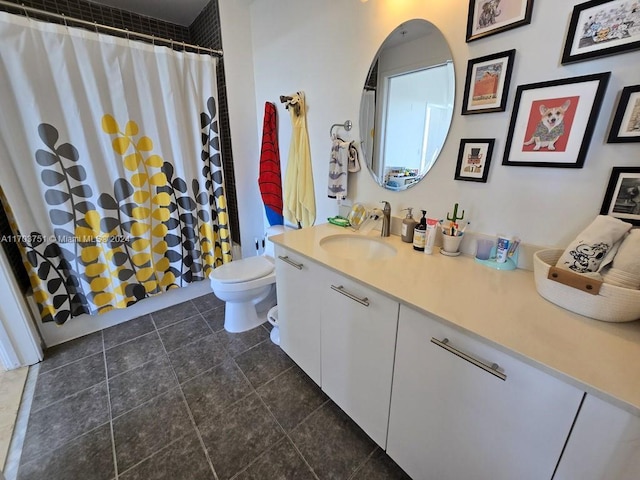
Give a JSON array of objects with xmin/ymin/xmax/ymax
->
[{"xmin": 0, "ymin": 12, "xmax": 232, "ymax": 325}]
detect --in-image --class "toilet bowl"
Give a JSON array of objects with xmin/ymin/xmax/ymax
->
[{"xmin": 209, "ymin": 226, "xmax": 286, "ymax": 333}]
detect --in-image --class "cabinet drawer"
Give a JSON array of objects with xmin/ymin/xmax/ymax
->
[{"xmin": 387, "ymin": 304, "xmax": 583, "ymax": 480}]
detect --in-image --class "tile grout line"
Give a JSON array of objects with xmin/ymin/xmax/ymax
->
[
  {"xmin": 16, "ymin": 422, "xmax": 112, "ymax": 474},
  {"xmin": 107, "ymin": 313, "xmax": 227, "ymax": 420},
  {"xmin": 230, "ymin": 355, "xmax": 322, "ymax": 480},
  {"xmin": 154, "ymin": 312, "xmax": 221, "ymax": 480},
  {"xmin": 30, "ymin": 348, "xmax": 131, "ymax": 416},
  {"xmin": 115, "ymin": 433, "xmax": 189, "ymax": 478},
  {"xmin": 253, "ymin": 363, "xmax": 295, "ymax": 389},
  {"xmin": 101, "ymin": 330, "xmax": 119, "ymax": 480},
  {"xmin": 37, "ymin": 339, "xmax": 103, "ymax": 376},
  {"xmin": 227, "ymin": 436, "xmax": 290, "ymax": 480},
  {"xmin": 346, "ymin": 446, "xmax": 380, "ymax": 480},
  {"xmin": 225, "ymin": 336, "xmax": 271, "ymax": 359},
  {"xmin": 15, "ymin": 380, "xmax": 114, "ymax": 450},
  {"xmin": 154, "ymin": 311, "xmax": 207, "ymax": 334}
]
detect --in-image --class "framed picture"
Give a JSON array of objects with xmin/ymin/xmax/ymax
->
[
  {"xmin": 607, "ymin": 85, "xmax": 640, "ymax": 143},
  {"xmin": 455, "ymin": 139, "xmax": 495, "ymax": 183},
  {"xmin": 600, "ymin": 167, "xmax": 640, "ymax": 225},
  {"xmin": 562, "ymin": 0, "xmax": 640, "ymax": 64},
  {"xmin": 466, "ymin": 0, "xmax": 534, "ymax": 42},
  {"xmin": 462, "ymin": 49, "xmax": 516, "ymax": 115},
  {"xmin": 502, "ymin": 72, "xmax": 610, "ymax": 168}
]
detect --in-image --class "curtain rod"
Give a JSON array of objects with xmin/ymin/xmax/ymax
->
[{"xmin": 0, "ymin": 0, "xmax": 223, "ymax": 57}]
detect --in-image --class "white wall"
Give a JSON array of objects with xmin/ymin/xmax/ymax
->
[
  {"xmin": 218, "ymin": 0, "xmax": 264, "ymax": 257},
  {"xmin": 222, "ymin": 0, "xmax": 639, "ymax": 249}
]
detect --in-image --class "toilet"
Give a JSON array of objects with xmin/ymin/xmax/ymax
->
[{"xmin": 209, "ymin": 225, "xmax": 286, "ymax": 333}]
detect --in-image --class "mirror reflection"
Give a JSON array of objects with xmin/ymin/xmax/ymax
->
[{"xmin": 359, "ymin": 19, "xmax": 455, "ymax": 191}]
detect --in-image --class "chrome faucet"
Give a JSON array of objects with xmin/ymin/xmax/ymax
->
[{"xmin": 380, "ymin": 201, "xmax": 391, "ymax": 237}]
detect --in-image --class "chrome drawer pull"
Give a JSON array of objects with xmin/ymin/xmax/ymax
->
[
  {"xmin": 330, "ymin": 285, "xmax": 370, "ymax": 307},
  {"xmin": 430, "ymin": 337, "xmax": 506, "ymax": 381},
  {"xmin": 278, "ymin": 255, "xmax": 303, "ymax": 270}
]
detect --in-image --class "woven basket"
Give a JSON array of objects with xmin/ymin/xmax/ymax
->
[{"xmin": 533, "ymin": 249, "xmax": 640, "ymax": 323}]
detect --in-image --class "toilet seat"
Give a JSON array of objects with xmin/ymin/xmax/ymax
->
[{"xmin": 210, "ymin": 256, "xmax": 275, "ymax": 284}]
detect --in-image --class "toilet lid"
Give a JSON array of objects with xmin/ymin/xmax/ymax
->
[{"xmin": 210, "ymin": 256, "xmax": 274, "ymax": 284}]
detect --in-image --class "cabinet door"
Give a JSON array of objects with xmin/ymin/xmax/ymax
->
[
  {"xmin": 274, "ymin": 246, "xmax": 325, "ymax": 386},
  {"xmin": 387, "ymin": 304, "xmax": 583, "ymax": 480},
  {"xmin": 555, "ymin": 394, "xmax": 640, "ymax": 480},
  {"xmin": 321, "ymin": 272, "xmax": 399, "ymax": 448}
]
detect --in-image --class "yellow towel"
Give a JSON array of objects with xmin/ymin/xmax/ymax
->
[{"xmin": 283, "ymin": 92, "xmax": 316, "ymax": 228}]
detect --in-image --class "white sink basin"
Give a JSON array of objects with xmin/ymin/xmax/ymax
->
[{"xmin": 319, "ymin": 234, "xmax": 397, "ymax": 260}]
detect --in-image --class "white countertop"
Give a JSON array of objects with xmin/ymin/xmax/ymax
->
[{"xmin": 270, "ymin": 223, "xmax": 640, "ymax": 416}]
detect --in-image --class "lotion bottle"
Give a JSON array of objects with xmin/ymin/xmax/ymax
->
[
  {"xmin": 424, "ymin": 218, "xmax": 439, "ymax": 254},
  {"xmin": 401, "ymin": 208, "xmax": 418, "ymax": 243},
  {"xmin": 413, "ymin": 210, "xmax": 427, "ymax": 251}
]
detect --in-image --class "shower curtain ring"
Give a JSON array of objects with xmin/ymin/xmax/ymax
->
[
  {"xmin": 21, "ymin": 3, "xmax": 30, "ymax": 20},
  {"xmin": 152, "ymin": 35, "xmax": 155, "ymax": 46},
  {"xmin": 126, "ymin": 29, "xmax": 130, "ymax": 40},
  {"xmin": 93, "ymin": 21, "xmax": 98, "ymax": 34},
  {"xmin": 62, "ymin": 14, "xmax": 68, "ymax": 27}
]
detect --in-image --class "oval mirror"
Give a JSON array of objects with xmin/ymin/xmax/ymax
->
[{"xmin": 359, "ymin": 19, "xmax": 455, "ymax": 191}]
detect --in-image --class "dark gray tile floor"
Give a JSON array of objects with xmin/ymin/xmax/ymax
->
[{"xmin": 16, "ymin": 293, "xmax": 411, "ymax": 480}]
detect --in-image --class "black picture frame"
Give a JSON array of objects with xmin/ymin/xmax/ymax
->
[
  {"xmin": 502, "ymin": 72, "xmax": 610, "ymax": 168},
  {"xmin": 562, "ymin": 0, "xmax": 640, "ymax": 64},
  {"xmin": 607, "ymin": 85, "xmax": 640, "ymax": 143},
  {"xmin": 466, "ymin": 0, "xmax": 534, "ymax": 42},
  {"xmin": 600, "ymin": 167, "xmax": 640, "ymax": 226},
  {"xmin": 462, "ymin": 49, "xmax": 516, "ymax": 115},
  {"xmin": 455, "ymin": 139, "xmax": 495, "ymax": 183}
]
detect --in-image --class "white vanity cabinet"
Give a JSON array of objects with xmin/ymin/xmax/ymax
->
[
  {"xmin": 274, "ymin": 245, "xmax": 326, "ymax": 386},
  {"xmin": 320, "ymin": 271, "xmax": 399, "ymax": 449},
  {"xmin": 387, "ymin": 304, "xmax": 584, "ymax": 480},
  {"xmin": 554, "ymin": 394, "xmax": 640, "ymax": 480}
]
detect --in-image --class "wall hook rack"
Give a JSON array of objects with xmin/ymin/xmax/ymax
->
[{"xmin": 330, "ymin": 120, "xmax": 352, "ymax": 139}]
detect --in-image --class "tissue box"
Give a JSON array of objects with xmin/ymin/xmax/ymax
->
[{"xmin": 533, "ymin": 249, "xmax": 640, "ymax": 323}]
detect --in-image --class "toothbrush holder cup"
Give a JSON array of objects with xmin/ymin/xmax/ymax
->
[
  {"xmin": 441, "ymin": 233, "xmax": 464, "ymax": 254},
  {"xmin": 475, "ymin": 238, "xmax": 494, "ymax": 260}
]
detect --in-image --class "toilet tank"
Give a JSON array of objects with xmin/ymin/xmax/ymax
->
[{"xmin": 264, "ymin": 225, "xmax": 288, "ymax": 258}]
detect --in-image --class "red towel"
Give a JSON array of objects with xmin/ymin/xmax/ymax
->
[{"xmin": 258, "ymin": 102, "xmax": 283, "ymax": 225}]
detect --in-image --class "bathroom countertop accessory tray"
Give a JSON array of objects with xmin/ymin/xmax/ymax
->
[{"xmin": 533, "ymin": 249, "xmax": 640, "ymax": 323}]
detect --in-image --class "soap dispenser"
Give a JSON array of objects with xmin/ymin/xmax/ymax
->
[
  {"xmin": 413, "ymin": 210, "xmax": 427, "ymax": 252},
  {"xmin": 401, "ymin": 208, "xmax": 418, "ymax": 243}
]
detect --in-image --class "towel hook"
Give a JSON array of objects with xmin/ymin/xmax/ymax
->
[{"xmin": 329, "ymin": 120, "xmax": 352, "ymax": 139}]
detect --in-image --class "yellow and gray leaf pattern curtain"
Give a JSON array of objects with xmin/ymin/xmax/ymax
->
[{"xmin": 0, "ymin": 12, "xmax": 231, "ymax": 324}]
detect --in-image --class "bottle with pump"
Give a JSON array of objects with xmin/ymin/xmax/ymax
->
[
  {"xmin": 401, "ymin": 208, "xmax": 418, "ymax": 243},
  {"xmin": 413, "ymin": 210, "xmax": 427, "ymax": 251}
]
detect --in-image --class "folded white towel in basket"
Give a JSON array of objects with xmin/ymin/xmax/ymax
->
[
  {"xmin": 556, "ymin": 215, "xmax": 632, "ymax": 274},
  {"xmin": 602, "ymin": 229, "xmax": 640, "ymax": 289}
]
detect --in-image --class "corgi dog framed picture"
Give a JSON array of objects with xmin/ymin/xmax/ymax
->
[{"xmin": 502, "ymin": 72, "xmax": 610, "ymax": 168}]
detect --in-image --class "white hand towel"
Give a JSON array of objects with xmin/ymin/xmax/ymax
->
[
  {"xmin": 556, "ymin": 215, "xmax": 632, "ymax": 273},
  {"xmin": 347, "ymin": 141, "xmax": 361, "ymax": 173},
  {"xmin": 328, "ymin": 136, "xmax": 349, "ymax": 200},
  {"xmin": 602, "ymin": 229, "xmax": 640, "ymax": 289}
]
